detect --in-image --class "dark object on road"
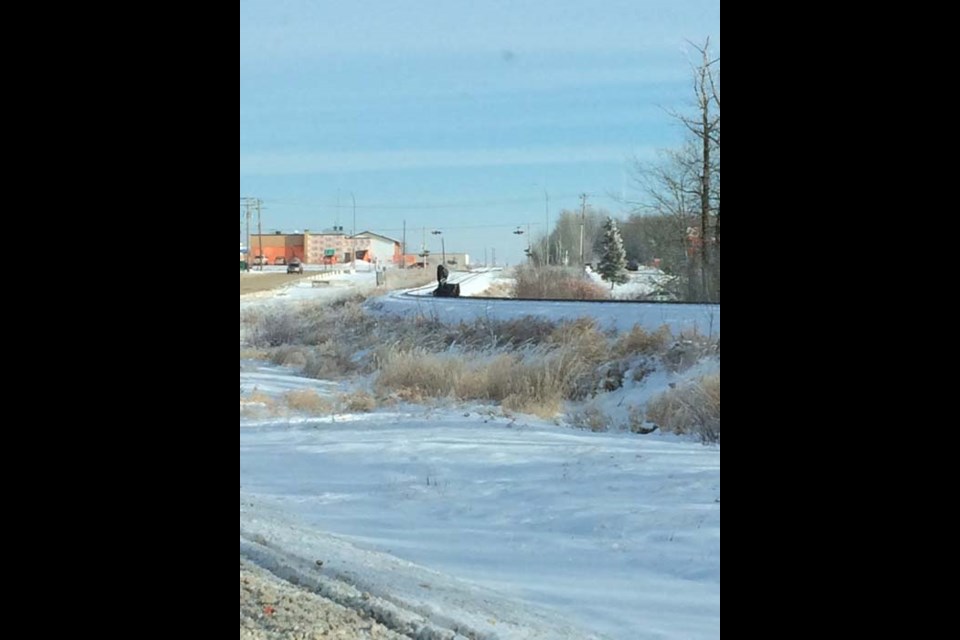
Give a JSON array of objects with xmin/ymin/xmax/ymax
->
[
  {"xmin": 437, "ymin": 263, "xmax": 449, "ymax": 284},
  {"xmin": 434, "ymin": 282, "xmax": 461, "ymax": 297}
]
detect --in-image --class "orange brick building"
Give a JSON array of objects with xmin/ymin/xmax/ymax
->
[{"xmin": 250, "ymin": 231, "xmax": 403, "ymax": 266}]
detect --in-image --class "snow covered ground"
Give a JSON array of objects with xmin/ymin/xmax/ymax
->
[
  {"xmin": 240, "ymin": 267, "xmax": 720, "ymax": 639},
  {"xmin": 242, "ymin": 266, "xmax": 719, "ymax": 338}
]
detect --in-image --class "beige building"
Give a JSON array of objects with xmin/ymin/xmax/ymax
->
[
  {"xmin": 249, "ymin": 230, "xmax": 403, "ymax": 266},
  {"xmin": 304, "ymin": 232, "xmax": 349, "ymax": 265},
  {"xmin": 350, "ymin": 232, "xmax": 403, "ymax": 267}
]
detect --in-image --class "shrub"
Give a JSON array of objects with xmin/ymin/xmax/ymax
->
[
  {"xmin": 284, "ymin": 389, "xmax": 331, "ymax": 414},
  {"xmin": 339, "ymin": 391, "xmax": 377, "ymax": 413},
  {"xmin": 548, "ymin": 318, "xmax": 611, "ymax": 366},
  {"xmin": 568, "ymin": 405, "xmax": 612, "ymax": 432},
  {"xmin": 645, "ymin": 374, "xmax": 720, "ymax": 442},
  {"xmin": 614, "ymin": 325, "xmax": 672, "ymax": 357},
  {"xmin": 373, "ymin": 346, "xmax": 583, "ymax": 418},
  {"xmin": 513, "ymin": 265, "xmax": 608, "ymax": 300},
  {"xmin": 242, "ymin": 278, "xmax": 721, "ymax": 441},
  {"xmin": 374, "ymin": 348, "xmax": 464, "ymax": 400}
]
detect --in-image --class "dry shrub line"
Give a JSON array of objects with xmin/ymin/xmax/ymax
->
[{"xmin": 241, "ymin": 295, "xmax": 719, "ymax": 438}]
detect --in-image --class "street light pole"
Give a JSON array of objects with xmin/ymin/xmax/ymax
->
[
  {"xmin": 579, "ymin": 193, "xmax": 588, "ymax": 267},
  {"xmin": 432, "ymin": 230, "xmax": 445, "ymax": 267},
  {"xmin": 513, "ymin": 226, "xmax": 526, "ymax": 263},
  {"xmin": 351, "ymin": 193, "xmax": 357, "ymax": 271},
  {"xmin": 527, "ymin": 223, "xmax": 531, "ymax": 263}
]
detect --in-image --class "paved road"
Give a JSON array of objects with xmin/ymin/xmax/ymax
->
[{"xmin": 240, "ymin": 272, "xmax": 307, "ymax": 296}]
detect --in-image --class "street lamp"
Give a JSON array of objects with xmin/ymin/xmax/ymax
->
[
  {"xmin": 533, "ymin": 184, "xmax": 551, "ymax": 266},
  {"xmin": 431, "ymin": 229, "xmax": 445, "ymax": 266},
  {"xmin": 514, "ymin": 226, "xmax": 531, "ymax": 263},
  {"xmin": 351, "ymin": 193, "xmax": 357, "ymax": 271}
]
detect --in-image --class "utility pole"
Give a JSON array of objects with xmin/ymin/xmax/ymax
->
[
  {"xmin": 351, "ymin": 192, "xmax": 357, "ymax": 271},
  {"xmin": 579, "ymin": 193, "xmax": 588, "ymax": 267},
  {"xmin": 432, "ymin": 230, "xmax": 445, "ymax": 267},
  {"xmin": 241, "ymin": 197, "xmax": 262, "ymax": 270},
  {"xmin": 241, "ymin": 197, "xmax": 253, "ymax": 272},
  {"xmin": 256, "ymin": 198, "xmax": 263, "ymax": 271},
  {"xmin": 544, "ymin": 190, "xmax": 550, "ymax": 266}
]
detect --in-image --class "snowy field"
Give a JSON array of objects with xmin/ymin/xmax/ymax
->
[{"xmin": 240, "ymin": 267, "xmax": 720, "ymax": 639}]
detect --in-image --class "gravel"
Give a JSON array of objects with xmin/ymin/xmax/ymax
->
[{"xmin": 240, "ymin": 558, "xmax": 408, "ymax": 640}]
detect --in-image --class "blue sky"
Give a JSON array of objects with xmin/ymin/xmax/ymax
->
[{"xmin": 239, "ymin": 0, "xmax": 720, "ymax": 265}]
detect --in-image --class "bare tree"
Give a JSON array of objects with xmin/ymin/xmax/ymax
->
[
  {"xmin": 547, "ymin": 208, "xmax": 607, "ymax": 267},
  {"xmin": 630, "ymin": 144, "xmax": 703, "ymax": 299},
  {"xmin": 673, "ymin": 39, "xmax": 721, "ymax": 301},
  {"xmin": 628, "ymin": 39, "xmax": 720, "ymax": 301}
]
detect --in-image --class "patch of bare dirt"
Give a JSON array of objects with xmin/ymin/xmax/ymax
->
[{"xmin": 240, "ymin": 559, "xmax": 407, "ymax": 640}]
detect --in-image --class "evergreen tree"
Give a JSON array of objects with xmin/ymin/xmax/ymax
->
[{"xmin": 597, "ymin": 217, "xmax": 629, "ymax": 289}]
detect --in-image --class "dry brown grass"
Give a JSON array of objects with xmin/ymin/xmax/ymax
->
[
  {"xmin": 374, "ymin": 346, "xmax": 586, "ymax": 418},
  {"xmin": 645, "ymin": 373, "xmax": 720, "ymax": 442},
  {"xmin": 246, "ymin": 391, "xmax": 274, "ymax": 406},
  {"xmin": 370, "ymin": 316, "xmax": 670, "ymax": 417},
  {"xmin": 240, "ymin": 391, "xmax": 278, "ymax": 418},
  {"xmin": 663, "ymin": 335, "xmax": 717, "ymax": 373},
  {"xmin": 240, "ymin": 348, "xmax": 270, "ymax": 361},
  {"xmin": 241, "ymin": 387, "xmax": 378, "ymax": 418},
  {"xmin": 614, "ymin": 325, "xmax": 673, "ymax": 357},
  {"xmin": 568, "ymin": 405, "xmax": 612, "ymax": 432},
  {"xmin": 284, "ymin": 389, "xmax": 332, "ymax": 414},
  {"xmin": 339, "ymin": 390, "xmax": 377, "ymax": 413},
  {"xmin": 558, "ymin": 279, "xmax": 609, "ymax": 300},
  {"xmin": 270, "ymin": 346, "xmax": 309, "ymax": 368},
  {"xmin": 476, "ymin": 280, "xmax": 514, "ymax": 297},
  {"xmin": 374, "ymin": 349, "xmax": 464, "ymax": 400},
  {"xmin": 548, "ymin": 318, "xmax": 611, "ymax": 365},
  {"xmin": 502, "ymin": 394, "xmax": 565, "ymax": 420},
  {"xmin": 513, "ymin": 265, "xmax": 609, "ymax": 300},
  {"xmin": 455, "ymin": 354, "xmax": 520, "ymax": 401},
  {"xmin": 472, "ymin": 353, "xmax": 571, "ymax": 418},
  {"xmin": 241, "ymin": 275, "xmax": 721, "ymax": 437}
]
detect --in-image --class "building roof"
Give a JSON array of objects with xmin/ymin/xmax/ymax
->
[{"xmin": 354, "ymin": 231, "xmax": 401, "ymax": 244}]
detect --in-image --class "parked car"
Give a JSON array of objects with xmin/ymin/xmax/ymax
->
[{"xmin": 287, "ymin": 259, "xmax": 303, "ymax": 274}]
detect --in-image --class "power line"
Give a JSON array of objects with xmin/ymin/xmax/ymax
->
[{"xmin": 251, "ymin": 193, "xmax": 620, "ymax": 211}]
